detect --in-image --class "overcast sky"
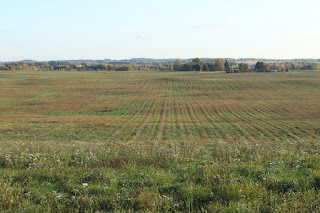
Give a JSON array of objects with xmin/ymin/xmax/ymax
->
[{"xmin": 1, "ymin": 0, "xmax": 320, "ymax": 61}]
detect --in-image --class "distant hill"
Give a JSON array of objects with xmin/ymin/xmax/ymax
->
[{"xmin": 1, "ymin": 58, "xmax": 320, "ymax": 66}]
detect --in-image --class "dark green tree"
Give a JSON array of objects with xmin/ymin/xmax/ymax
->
[
  {"xmin": 173, "ymin": 59, "xmax": 182, "ymax": 71},
  {"xmin": 203, "ymin": 63, "xmax": 209, "ymax": 71},
  {"xmin": 239, "ymin": 63, "xmax": 250, "ymax": 72},
  {"xmin": 191, "ymin": 58, "xmax": 203, "ymax": 71},
  {"xmin": 180, "ymin": 63, "xmax": 192, "ymax": 71},
  {"xmin": 225, "ymin": 60, "xmax": 231, "ymax": 73},
  {"xmin": 255, "ymin": 61, "xmax": 271, "ymax": 72}
]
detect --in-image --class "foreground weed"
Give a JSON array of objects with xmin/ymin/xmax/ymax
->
[{"xmin": 0, "ymin": 139, "xmax": 320, "ymax": 212}]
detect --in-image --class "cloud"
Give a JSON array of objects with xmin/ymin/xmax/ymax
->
[
  {"xmin": 136, "ymin": 34, "xmax": 146, "ymax": 40},
  {"xmin": 193, "ymin": 21, "xmax": 239, "ymax": 29}
]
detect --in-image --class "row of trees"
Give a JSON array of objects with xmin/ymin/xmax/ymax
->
[
  {"xmin": 0, "ymin": 62, "xmax": 170, "ymax": 71},
  {"xmin": 173, "ymin": 58, "xmax": 317, "ymax": 72},
  {"xmin": 269, "ymin": 62, "xmax": 320, "ymax": 71},
  {"xmin": 173, "ymin": 58, "xmax": 258, "ymax": 72},
  {"xmin": 254, "ymin": 61, "xmax": 320, "ymax": 72},
  {"xmin": 1, "ymin": 59, "xmax": 320, "ymax": 72},
  {"xmin": 172, "ymin": 58, "xmax": 229, "ymax": 71}
]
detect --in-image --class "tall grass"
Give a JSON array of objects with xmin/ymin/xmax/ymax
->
[{"xmin": 1, "ymin": 139, "xmax": 320, "ymax": 212}]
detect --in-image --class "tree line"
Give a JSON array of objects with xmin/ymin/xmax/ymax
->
[
  {"xmin": 0, "ymin": 62, "xmax": 168, "ymax": 71},
  {"xmin": 171, "ymin": 58, "xmax": 250, "ymax": 72},
  {"xmin": 1, "ymin": 59, "xmax": 320, "ymax": 72},
  {"xmin": 172, "ymin": 58, "xmax": 320, "ymax": 72}
]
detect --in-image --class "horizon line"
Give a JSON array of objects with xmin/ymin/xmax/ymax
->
[{"xmin": 1, "ymin": 57, "xmax": 320, "ymax": 62}]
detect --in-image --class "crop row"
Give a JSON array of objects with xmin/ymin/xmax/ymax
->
[{"xmin": 0, "ymin": 71, "xmax": 319, "ymax": 142}]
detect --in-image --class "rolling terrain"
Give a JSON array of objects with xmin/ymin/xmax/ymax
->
[
  {"xmin": 0, "ymin": 71, "xmax": 319, "ymax": 142},
  {"xmin": 0, "ymin": 71, "xmax": 320, "ymax": 212}
]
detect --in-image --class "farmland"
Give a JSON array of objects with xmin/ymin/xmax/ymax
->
[
  {"xmin": 1, "ymin": 71, "xmax": 319, "ymax": 143},
  {"xmin": 1, "ymin": 71, "xmax": 320, "ymax": 212}
]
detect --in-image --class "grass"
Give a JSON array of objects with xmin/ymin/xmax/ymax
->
[
  {"xmin": 1, "ymin": 140, "xmax": 320, "ymax": 212},
  {"xmin": 0, "ymin": 71, "xmax": 319, "ymax": 143},
  {"xmin": 0, "ymin": 70, "xmax": 320, "ymax": 212}
]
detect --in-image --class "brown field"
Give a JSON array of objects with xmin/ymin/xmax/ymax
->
[{"xmin": 0, "ymin": 70, "xmax": 319, "ymax": 142}]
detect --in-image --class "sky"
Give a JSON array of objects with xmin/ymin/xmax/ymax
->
[{"xmin": 1, "ymin": 0, "xmax": 320, "ymax": 61}]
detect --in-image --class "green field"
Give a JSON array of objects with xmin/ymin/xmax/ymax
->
[
  {"xmin": 1, "ymin": 71, "xmax": 320, "ymax": 212},
  {"xmin": 1, "ymin": 71, "xmax": 319, "ymax": 142}
]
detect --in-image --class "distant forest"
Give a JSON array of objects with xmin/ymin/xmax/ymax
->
[{"xmin": 1, "ymin": 58, "xmax": 320, "ymax": 72}]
